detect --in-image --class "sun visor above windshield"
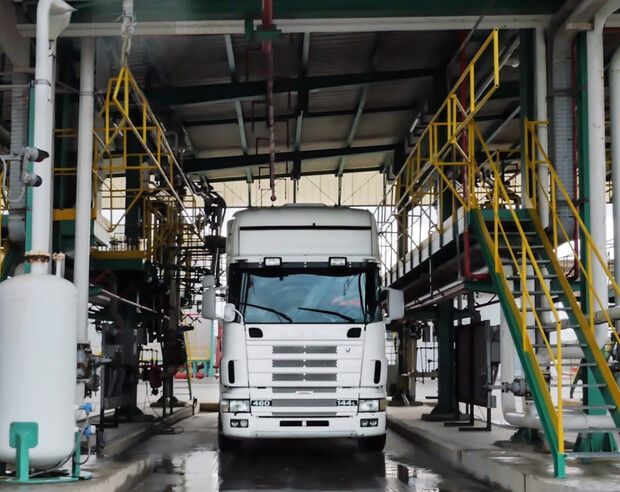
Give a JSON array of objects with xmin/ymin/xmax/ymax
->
[{"xmin": 239, "ymin": 227, "xmax": 373, "ymax": 257}]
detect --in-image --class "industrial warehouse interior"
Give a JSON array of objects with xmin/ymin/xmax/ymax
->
[{"xmin": 4, "ymin": 1, "xmax": 620, "ymax": 491}]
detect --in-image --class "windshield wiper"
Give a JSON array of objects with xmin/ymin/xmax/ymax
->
[
  {"xmin": 239, "ymin": 302, "xmax": 292, "ymax": 322},
  {"xmin": 297, "ymin": 307, "xmax": 355, "ymax": 322}
]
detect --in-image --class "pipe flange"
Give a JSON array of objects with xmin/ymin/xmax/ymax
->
[{"xmin": 25, "ymin": 251, "xmax": 50, "ymax": 263}]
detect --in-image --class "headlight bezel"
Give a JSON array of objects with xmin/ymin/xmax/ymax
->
[
  {"xmin": 222, "ymin": 399, "xmax": 250, "ymax": 413},
  {"xmin": 358, "ymin": 399, "xmax": 380, "ymax": 412}
]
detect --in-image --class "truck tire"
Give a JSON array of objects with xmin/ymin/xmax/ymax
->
[
  {"xmin": 357, "ymin": 433, "xmax": 386, "ymax": 452},
  {"xmin": 218, "ymin": 430, "xmax": 240, "ymax": 452},
  {"xmin": 218, "ymin": 413, "xmax": 240, "ymax": 452}
]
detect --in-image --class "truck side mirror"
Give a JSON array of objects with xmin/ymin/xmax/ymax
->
[
  {"xmin": 223, "ymin": 303, "xmax": 238, "ymax": 323},
  {"xmin": 201, "ymin": 275, "xmax": 216, "ymax": 319},
  {"xmin": 384, "ymin": 287, "xmax": 404, "ymax": 322}
]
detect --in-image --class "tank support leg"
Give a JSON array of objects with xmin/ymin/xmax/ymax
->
[{"xmin": 9, "ymin": 421, "xmax": 38, "ymax": 483}]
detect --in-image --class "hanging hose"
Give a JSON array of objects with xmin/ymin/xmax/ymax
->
[{"xmin": 0, "ymin": 155, "xmax": 26, "ymax": 204}]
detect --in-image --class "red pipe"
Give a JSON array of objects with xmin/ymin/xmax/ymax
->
[{"xmin": 262, "ymin": 0, "xmax": 276, "ymax": 202}]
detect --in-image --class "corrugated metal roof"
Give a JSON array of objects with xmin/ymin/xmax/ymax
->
[
  {"xmin": 308, "ymin": 33, "xmax": 376, "ymax": 76},
  {"xmin": 145, "ymin": 36, "xmax": 231, "ymax": 86}
]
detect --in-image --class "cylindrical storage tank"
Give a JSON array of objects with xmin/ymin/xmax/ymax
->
[{"xmin": 0, "ymin": 273, "xmax": 77, "ymax": 467}]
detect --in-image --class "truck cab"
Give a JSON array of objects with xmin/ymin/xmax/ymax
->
[{"xmin": 202, "ymin": 205, "xmax": 403, "ymax": 452}]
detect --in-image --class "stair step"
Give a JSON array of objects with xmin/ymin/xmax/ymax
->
[
  {"xmin": 502, "ymin": 258, "xmax": 551, "ymax": 265},
  {"xmin": 532, "ymin": 343, "xmax": 586, "ymax": 349},
  {"xmin": 525, "ymin": 290, "xmax": 565, "ymax": 295},
  {"xmin": 500, "ymin": 230, "xmax": 538, "ymax": 236},
  {"xmin": 549, "ymin": 383, "xmax": 606, "ymax": 388},
  {"xmin": 566, "ymin": 451, "xmax": 620, "ymax": 458},
  {"xmin": 566, "ymin": 429, "xmax": 620, "ymax": 434},
  {"xmin": 566, "ymin": 405, "xmax": 616, "ymax": 411},
  {"xmin": 506, "ymin": 275, "xmax": 556, "ymax": 280}
]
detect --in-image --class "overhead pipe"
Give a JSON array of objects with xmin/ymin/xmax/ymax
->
[
  {"xmin": 74, "ymin": 38, "xmax": 95, "ymax": 405},
  {"xmin": 262, "ymin": 0, "xmax": 277, "ymax": 202},
  {"xmin": 29, "ymin": 0, "xmax": 74, "ymax": 274}
]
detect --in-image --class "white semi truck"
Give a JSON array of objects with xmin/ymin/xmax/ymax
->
[{"xmin": 202, "ymin": 205, "xmax": 403, "ymax": 452}]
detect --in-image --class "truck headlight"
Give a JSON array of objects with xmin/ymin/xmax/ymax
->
[
  {"xmin": 223, "ymin": 399, "xmax": 250, "ymax": 413},
  {"xmin": 359, "ymin": 398, "xmax": 387, "ymax": 412}
]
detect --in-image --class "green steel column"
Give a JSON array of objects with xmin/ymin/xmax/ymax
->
[
  {"xmin": 574, "ymin": 31, "xmax": 617, "ymax": 455},
  {"xmin": 125, "ymin": 134, "xmax": 143, "ymax": 247},
  {"xmin": 422, "ymin": 300, "xmax": 459, "ymax": 421},
  {"xmin": 23, "ymin": 88, "xmax": 35, "ymax": 274}
]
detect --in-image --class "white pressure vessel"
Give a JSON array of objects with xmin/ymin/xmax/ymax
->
[{"xmin": 0, "ymin": 273, "xmax": 77, "ymax": 467}]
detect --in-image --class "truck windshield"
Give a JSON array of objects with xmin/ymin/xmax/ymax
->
[{"xmin": 229, "ymin": 265, "xmax": 381, "ymax": 324}]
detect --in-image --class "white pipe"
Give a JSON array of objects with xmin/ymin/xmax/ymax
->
[
  {"xmin": 75, "ymin": 37, "xmax": 95, "ymax": 344},
  {"xmin": 30, "ymin": 0, "xmax": 74, "ymax": 274},
  {"xmin": 586, "ymin": 0, "xmax": 620, "ymax": 350},
  {"xmin": 500, "ymin": 305, "xmax": 517, "ymax": 417},
  {"xmin": 611, "ymin": 47, "xmax": 620, "ymax": 319},
  {"xmin": 535, "ymin": 27, "xmax": 549, "ymax": 228}
]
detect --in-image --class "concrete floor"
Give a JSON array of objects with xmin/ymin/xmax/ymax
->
[
  {"xmin": 130, "ymin": 413, "xmax": 493, "ymax": 492},
  {"xmin": 390, "ymin": 379, "xmax": 620, "ymax": 492},
  {"xmin": 3, "ymin": 379, "xmax": 620, "ymax": 491}
]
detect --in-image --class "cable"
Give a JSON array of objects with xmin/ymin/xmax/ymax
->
[
  {"xmin": 29, "ymin": 417, "xmax": 90, "ymax": 478},
  {"xmin": 0, "ymin": 155, "xmax": 25, "ymax": 204}
]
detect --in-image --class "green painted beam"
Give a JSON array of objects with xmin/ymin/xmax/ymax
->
[
  {"xmin": 65, "ymin": 0, "xmax": 564, "ymax": 23},
  {"xmin": 144, "ymin": 68, "xmax": 436, "ymax": 107},
  {"xmin": 184, "ymin": 142, "xmax": 395, "ymax": 173}
]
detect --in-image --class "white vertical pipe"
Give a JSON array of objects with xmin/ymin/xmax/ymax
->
[
  {"xmin": 75, "ymin": 38, "xmax": 95, "ymax": 344},
  {"xmin": 535, "ymin": 27, "xmax": 549, "ymax": 228},
  {"xmin": 611, "ymin": 48, "xmax": 620, "ymax": 316},
  {"xmin": 587, "ymin": 1, "xmax": 620, "ymax": 347},
  {"xmin": 30, "ymin": 0, "xmax": 74, "ymax": 274}
]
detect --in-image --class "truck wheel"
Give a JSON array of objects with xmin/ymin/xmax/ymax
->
[
  {"xmin": 357, "ymin": 433, "xmax": 386, "ymax": 452},
  {"xmin": 218, "ymin": 430, "xmax": 240, "ymax": 452},
  {"xmin": 217, "ymin": 413, "xmax": 240, "ymax": 452}
]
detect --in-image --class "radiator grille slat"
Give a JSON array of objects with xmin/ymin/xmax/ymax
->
[
  {"xmin": 272, "ymin": 387, "xmax": 337, "ymax": 394},
  {"xmin": 273, "ymin": 373, "xmax": 337, "ymax": 382},
  {"xmin": 272, "ymin": 359, "xmax": 337, "ymax": 368},
  {"xmin": 273, "ymin": 346, "xmax": 337, "ymax": 354},
  {"xmin": 271, "ymin": 412, "xmax": 338, "ymax": 417}
]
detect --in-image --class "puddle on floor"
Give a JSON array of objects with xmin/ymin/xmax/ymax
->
[{"xmin": 132, "ymin": 437, "xmax": 492, "ymax": 492}]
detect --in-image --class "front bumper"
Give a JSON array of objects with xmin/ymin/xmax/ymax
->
[{"xmin": 220, "ymin": 411, "xmax": 386, "ymax": 439}]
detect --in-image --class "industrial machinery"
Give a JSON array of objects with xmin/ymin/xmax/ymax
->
[{"xmin": 203, "ymin": 205, "xmax": 404, "ymax": 452}]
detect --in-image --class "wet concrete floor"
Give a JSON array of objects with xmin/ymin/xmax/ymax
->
[{"xmin": 129, "ymin": 413, "xmax": 493, "ymax": 492}]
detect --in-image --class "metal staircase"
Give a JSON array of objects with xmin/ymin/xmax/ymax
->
[
  {"xmin": 471, "ymin": 206, "xmax": 620, "ymax": 477},
  {"xmin": 376, "ymin": 29, "xmax": 620, "ymax": 477}
]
